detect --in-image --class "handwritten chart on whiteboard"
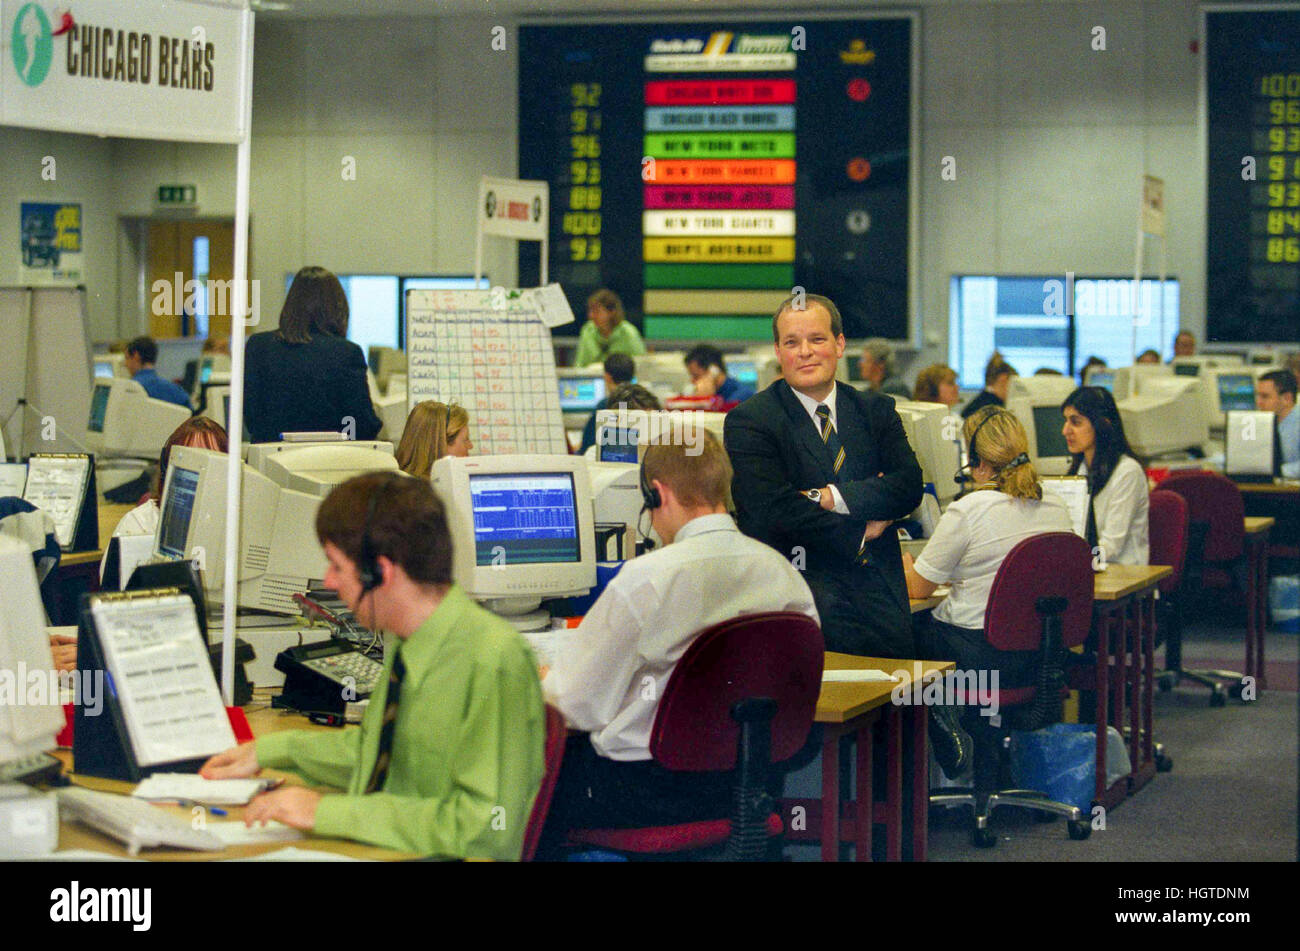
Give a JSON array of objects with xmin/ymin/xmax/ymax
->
[{"xmin": 405, "ymin": 290, "xmax": 567, "ymax": 455}]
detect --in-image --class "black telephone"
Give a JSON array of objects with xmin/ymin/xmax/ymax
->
[{"xmin": 274, "ymin": 640, "xmax": 384, "ymax": 715}]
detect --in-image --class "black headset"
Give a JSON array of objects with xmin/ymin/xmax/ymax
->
[
  {"xmin": 358, "ymin": 473, "xmax": 402, "ymax": 592},
  {"xmin": 639, "ymin": 458, "xmax": 661, "ymax": 510}
]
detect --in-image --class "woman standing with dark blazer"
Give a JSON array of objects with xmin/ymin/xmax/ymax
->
[{"xmin": 245, "ymin": 267, "xmax": 383, "ymax": 443}]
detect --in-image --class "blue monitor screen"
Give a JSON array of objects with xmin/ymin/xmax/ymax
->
[
  {"xmin": 597, "ymin": 427, "xmax": 640, "ymax": 464},
  {"xmin": 157, "ymin": 467, "xmax": 200, "ymax": 559},
  {"xmin": 558, "ymin": 376, "xmax": 606, "ymax": 411},
  {"xmin": 1089, "ymin": 370, "xmax": 1115, "ymax": 392},
  {"xmin": 88, "ymin": 385, "xmax": 111, "ymax": 432},
  {"xmin": 1218, "ymin": 375, "xmax": 1256, "ymax": 413},
  {"xmin": 728, "ymin": 359, "xmax": 759, "ymax": 387},
  {"xmin": 93, "ymin": 361, "xmax": 114, "ymax": 379},
  {"xmin": 470, "ymin": 473, "xmax": 580, "ymax": 566}
]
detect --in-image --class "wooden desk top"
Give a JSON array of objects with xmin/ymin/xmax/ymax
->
[
  {"xmin": 1237, "ymin": 480, "xmax": 1300, "ymax": 495},
  {"xmin": 53, "ymin": 703, "xmax": 416, "ymax": 861},
  {"xmin": 60, "ymin": 500, "xmax": 134, "ymax": 567},
  {"xmin": 1093, "ymin": 564, "xmax": 1172, "ymax": 601},
  {"xmin": 1244, "ymin": 516, "xmax": 1275, "ymax": 535},
  {"xmin": 817, "ymin": 654, "xmax": 955, "ymax": 724}
]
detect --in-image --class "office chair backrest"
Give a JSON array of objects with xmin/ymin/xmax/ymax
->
[
  {"xmin": 984, "ymin": 532, "xmax": 1094, "ymax": 652},
  {"xmin": 1160, "ymin": 470, "xmax": 1244, "ymax": 563},
  {"xmin": 650, "ymin": 611, "xmax": 824, "ymax": 772},
  {"xmin": 1147, "ymin": 489, "xmax": 1189, "ymax": 594},
  {"xmin": 520, "ymin": 704, "xmax": 567, "ymax": 862}
]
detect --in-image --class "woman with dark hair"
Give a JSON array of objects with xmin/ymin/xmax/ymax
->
[
  {"xmin": 244, "ymin": 266, "xmax": 382, "ymax": 443},
  {"xmin": 1061, "ymin": 386, "xmax": 1149, "ymax": 566}
]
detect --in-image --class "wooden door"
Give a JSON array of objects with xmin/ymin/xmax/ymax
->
[{"xmin": 145, "ymin": 219, "xmax": 237, "ymax": 340}]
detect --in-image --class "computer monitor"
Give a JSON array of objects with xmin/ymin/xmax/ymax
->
[
  {"xmin": 92, "ymin": 353, "xmax": 124, "ymax": 380},
  {"xmin": 557, "ymin": 368, "xmax": 607, "ymax": 412},
  {"xmin": 592, "ymin": 408, "xmax": 727, "ymax": 459},
  {"xmin": 1007, "ymin": 397, "xmax": 1073, "ymax": 475},
  {"xmin": 1085, "ymin": 367, "xmax": 1116, "ymax": 392},
  {"xmin": 244, "ymin": 440, "xmax": 395, "ymax": 493},
  {"xmin": 376, "ymin": 392, "xmax": 409, "ymax": 445},
  {"xmin": 0, "ymin": 535, "xmax": 66, "ymax": 767},
  {"xmin": 368, "ymin": 346, "xmax": 408, "ymax": 395},
  {"xmin": 1008, "ymin": 373, "xmax": 1078, "ymax": 405},
  {"xmin": 727, "ymin": 357, "xmax": 759, "ymax": 389},
  {"xmin": 1224, "ymin": 410, "xmax": 1275, "ymax": 480},
  {"xmin": 1117, "ymin": 377, "xmax": 1210, "ymax": 458},
  {"xmin": 1173, "ymin": 354, "xmax": 1244, "ymax": 372},
  {"xmin": 431, "ymin": 454, "xmax": 596, "ymax": 626},
  {"xmin": 1172, "ymin": 362, "xmax": 1200, "ymax": 377},
  {"xmin": 1109, "ymin": 363, "xmax": 1173, "ymax": 401},
  {"xmin": 1218, "ymin": 373, "xmax": 1257, "ymax": 413},
  {"xmin": 581, "ymin": 459, "xmax": 646, "ymax": 539},
  {"xmin": 83, "ymin": 378, "xmax": 192, "ymax": 458},
  {"xmin": 892, "ymin": 400, "xmax": 961, "ymax": 503},
  {"xmin": 633, "ymin": 353, "xmax": 691, "ymax": 400},
  {"xmin": 161, "ymin": 444, "xmax": 399, "ymax": 614}
]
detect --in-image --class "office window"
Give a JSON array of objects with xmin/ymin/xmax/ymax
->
[{"xmin": 949, "ymin": 275, "xmax": 1179, "ymax": 388}]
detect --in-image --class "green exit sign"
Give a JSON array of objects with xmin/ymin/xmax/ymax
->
[{"xmin": 157, "ymin": 184, "xmax": 197, "ymax": 205}]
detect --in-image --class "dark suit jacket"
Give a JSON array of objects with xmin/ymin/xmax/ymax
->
[
  {"xmin": 960, "ymin": 388, "xmax": 1004, "ymax": 419},
  {"xmin": 725, "ymin": 380, "xmax": 924, "ymax": 656},
  {"xmin": 244, "ymin": 331, "xmax": 382, "ymax": 443}
]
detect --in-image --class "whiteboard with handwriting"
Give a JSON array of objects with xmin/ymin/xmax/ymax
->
[{"xmin": 405, "ymin": 289, "xmax": 567, "ymax": 455}]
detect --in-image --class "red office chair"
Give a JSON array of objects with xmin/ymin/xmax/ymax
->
[
  {"xmin": 520, "ymin": 705, "xmax": 568, "ymax": 862},
  {"xmin": 1159, "ymin": 471, "xmax": 1250, "ymax": 705},
  {"xmin": 929, "ymin": 533, "xmax": 1095, "ymax": 847},
  {"xmin": 564, "ymin": 611, "xmax": 824, "ymax": 860},
  {"xmin": 1141, "ymin": 489, "xmax": 1188, "ymax": 772}
]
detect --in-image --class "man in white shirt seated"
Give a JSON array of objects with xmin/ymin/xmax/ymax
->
[{"xmin": 538, "ymin": 429, "xmax": 818, "ymax": 855}]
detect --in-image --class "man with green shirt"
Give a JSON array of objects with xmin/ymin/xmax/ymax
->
[{"xmin": 201, "ymin": 472, "xmax": 545, "ymax": 860}]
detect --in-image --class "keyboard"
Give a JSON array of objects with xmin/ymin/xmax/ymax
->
[{"xmin": 57, "ymin": 786, "xmax": 226, "ymax": 856}]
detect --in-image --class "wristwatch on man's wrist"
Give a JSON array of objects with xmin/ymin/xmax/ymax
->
[{"xmin": 802, "ymin": 488, "xmax": 823, "ymax": 504}]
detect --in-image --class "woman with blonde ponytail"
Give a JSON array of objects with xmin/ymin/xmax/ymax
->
[{"xmin": 902, "ymin": 406, "xmax": 1075, "ymax": 699}]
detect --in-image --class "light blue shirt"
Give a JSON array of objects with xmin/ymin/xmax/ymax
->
[{"xmin": 1279, "ymin": 407, "xmax": 1300, "ymax": 479}]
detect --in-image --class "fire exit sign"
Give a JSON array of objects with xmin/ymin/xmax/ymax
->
[{"xmin": 157, "ymin": 184, "xmax": 197, "ymax": 205}]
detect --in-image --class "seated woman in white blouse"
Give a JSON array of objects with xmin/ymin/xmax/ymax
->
[
  {"xmin": 903, "ymin": 407, "xmax": 1075, "ymax": 690},
  {"xmin": 1061, "ymin": 386, "xmax": 1149, "ymax": 566}
]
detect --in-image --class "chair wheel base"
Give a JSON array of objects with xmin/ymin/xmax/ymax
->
[
  {"xmin": 1156, "ymin": 752, "xmax": 1174, "ymax": 772},
  {"xmin": 1157, "ymin": 672, "xmax": 1176, "ymax": 692},
  {"xmin": 1210, "ymin": 688, "xmax": 1227, "ymax": 707},
  {"xmin": 1068, "ymin": 819, "xmax": 1092, "ymax": 840},
  {"xmin": 972, "ymin": 826, "xmax": 997, "ymax": 848}
]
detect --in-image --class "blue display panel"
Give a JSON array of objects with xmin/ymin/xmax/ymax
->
[{"xmin": 470, "ymin": 473, "xmax": 581, "ymax": 566}]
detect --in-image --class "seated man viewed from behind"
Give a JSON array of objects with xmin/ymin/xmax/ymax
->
[
  {"xmin": 201, "ymin": 471, "xmax": 545, "ymax": 860},
  {"xmin": 124, "ymin": 335, "xmax": 192, "ymax": 408},
  {"xmin": 537, "ymin": 429, "xmax": 818, "ymax": 858}
]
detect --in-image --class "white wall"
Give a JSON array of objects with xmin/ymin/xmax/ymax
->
[{"xmin": 1, "ymin": 3, "xmax": 1208, "ymax": 370}]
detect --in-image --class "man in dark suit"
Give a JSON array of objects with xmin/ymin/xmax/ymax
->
[{"xmin": 725, "ymin": 293, "xmax": 924, "ymax": 659}]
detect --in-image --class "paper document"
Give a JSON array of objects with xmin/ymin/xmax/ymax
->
[
  {"xmin": 822, "ymin": 669, "xmax": 900, "ymax": 683},
  {"xmin": 525, "ymin": 283, "xmax": 577, "ymax": 328},
  {"xmin": 132, "ymin": 774, "xmax": 278, "ymax": 806}
]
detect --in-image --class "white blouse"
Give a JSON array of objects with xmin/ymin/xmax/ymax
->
[{"xmin": 1079, "ymin": 455, "xmax": 1149, "ymax": 566}]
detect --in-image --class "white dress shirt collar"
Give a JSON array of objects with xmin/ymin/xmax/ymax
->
[{"xmin": 790, "ymin": 381, "xmax": 839, "ymax": 430}]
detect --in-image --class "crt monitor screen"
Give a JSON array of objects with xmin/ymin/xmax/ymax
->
[
  {"xmin": 93, "ymin": 360, "xmax": 115, "ymax": 379},
  {"xmin": 558, "ymin": 376, "xmax": 606, "ymax": 412},
  {"xmin": 1089, "ymin": 369, "xmax": 1116, "ymax": 392},
  {"xmin": 1032, "ymin": 404, "xmax": 1070, "ymax": 457},
  {"xmin": 596, "ymin": 426, "xmax": 640, "ymax": 464},
  {"xmin": 157, "ymin": 466, "xmax": 200, "ymax": 559},
  {"xmin": 1218, "ymin": 374, "xmax": 1256, "ymax": 412},
  {"xmin": 1173, "ymin": 363, "xmax": 1200, "ymax": 377},
  {"xmin": 88, "ymin": 384, "xmax": 111, "ymax": 432},
  {"xmin": 469, "ymin": 473, "xmax": 580, "ymax": 566},
  {"xmin": 727, "ymin": 359, "xmax": 759, "ymax": 387}
]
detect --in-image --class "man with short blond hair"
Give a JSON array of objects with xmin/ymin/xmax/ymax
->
[{"xmin": 538, "ymin": 430, "xmax": 817, "ymax": 853}]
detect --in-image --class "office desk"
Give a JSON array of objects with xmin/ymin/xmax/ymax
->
[
  {"xmin": 46, "ymin": 500, "xmax": 134, "ymax": 623},
  {"xmin": 783, "ymin": 654, "xmax": 953, "ymax": 862},
  {"xmin": 1088, "ymin": 564, "xmax": 1170, "ymax": 808},
  {"xmin": 61, "ymin": 500, "xmax": 135, "ymax": 567},
  {"xmin": 52, "ymin": 705, "xmax": 417, "ymax": 861}
]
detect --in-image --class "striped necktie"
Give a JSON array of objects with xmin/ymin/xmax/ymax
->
[
  {"xmin": 815, "ymin": 403, "xmax": 846, "ymax": 475},
  {"xmin": 364, "ymin": 650, "xmax": 406, "ymax": 794}
]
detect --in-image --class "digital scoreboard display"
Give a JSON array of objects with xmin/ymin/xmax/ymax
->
[
  {"xmin": 518, "ymin": 17, "xmax": 916, "ymax": 342},
  {"xmin": 1206, "ymin": 9, "xmax": 1300, "ymax": 343}
]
